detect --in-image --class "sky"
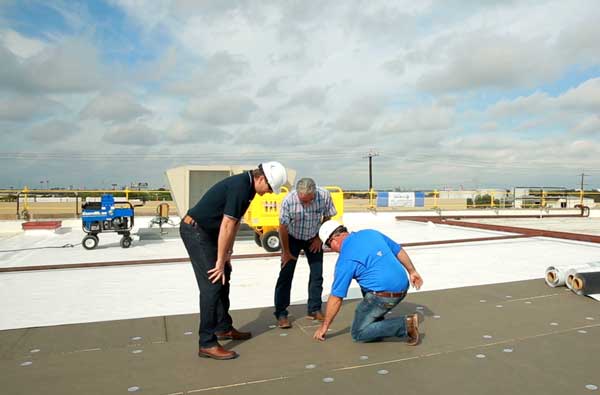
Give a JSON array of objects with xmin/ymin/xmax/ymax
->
[{"xmin": 0, "ymin": 0, "xmax": 599, "ymax": 191}]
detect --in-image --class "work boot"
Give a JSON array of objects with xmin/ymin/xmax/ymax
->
[
  {"xmin": 277, "ymin": 316, "xmax": 292, "ymax": 329},
  {"xmin": 198, "ymin": 345, "xmax": 238, "ymax": 360},
  {"xmin": 307, "ymin": 311, "xmax": 325, "ymax": 321},
  {"xmin": 406, "ymin": 313, "xmax": 420, "ymax": 346},
  {"xmin": 215, "ymin": 328, "xmax": 252, "ymax": 340}
]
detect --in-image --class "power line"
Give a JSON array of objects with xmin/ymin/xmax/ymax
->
[{"xmin": 0, "ymin": 151, "xmax": 598, "ymax": 174}]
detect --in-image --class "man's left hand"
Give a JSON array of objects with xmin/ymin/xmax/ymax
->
[
  {"xmin": 308, "ymin": 237, "xmax": 322, "ymax": 253},
  {"xmin": 410, "ymin": 272, "xmax": 424, "ymax": 290}
]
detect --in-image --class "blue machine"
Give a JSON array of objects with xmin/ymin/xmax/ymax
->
[{"xmin": 81, "ymin": 194, "xmax": 135, "ymax": 250}]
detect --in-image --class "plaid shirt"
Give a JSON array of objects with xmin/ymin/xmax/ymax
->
[{"xmin": 279, "ymin": 187, "xmax": 337, "ymax": 241}]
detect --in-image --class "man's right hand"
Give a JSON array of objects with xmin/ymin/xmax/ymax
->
[
  {"xmin": 313, "ymin": 323, "xmax": 328, "ymax": 341},
  {"xmin": 208, "ymin": 260, "xmax": 227, "ymax": 284},
  {"xmin": 280, "ymin": 250, "xmax": 297, "ymax": 268}
]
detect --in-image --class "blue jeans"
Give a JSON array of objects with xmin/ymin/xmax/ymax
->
[
  {"xmin": 180, "ymin": 221, "xmax": 233, "ymax": 348},
  {"xmin": 274, "ymin": 235, "xmax": 323, "ymax": 318},
  {"xmin": 351, "ymin": 292, "xmax": 408, "ymax": 342}
]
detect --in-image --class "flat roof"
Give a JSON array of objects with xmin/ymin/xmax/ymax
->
[{"xmin": 2, "ymin": 279, "xmax": 599, "ymax": 395}]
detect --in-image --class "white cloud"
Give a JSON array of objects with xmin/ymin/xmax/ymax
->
[
  {"xmin": 103, "ymin": 122, "xmax": 162, "ymax": 145},
  {"xmin": 166, "ymin": 51, "xmax": 249, "ymax": 95},
  {"xmin": 183, "ymin": 95, "xmax": 258, "ymax": 125},
  {"xmin": 256, "ymin": 78, "xmax": 283, "ymax": 97},
  {"xmin": 480, "ymin": 122, "xmax": 498, "ymax": 132},
  {"xmin": 334, "ymin": 96, "xmax": 384, "ymax": 132},
  {"xmin": 28, "ymin": 120, "xmax": 80, "ymax": 143},
  {"xmin": 28, "ymin": 38, "xmax": 107, "ymax": 93},
  {"xmin": 559, "ymin": 78, "xmax": 600, "ymax": 112},
  {"xmin": 418, "ymin": 32, "xmax": 562, "ymax": 92},
  {"xmin": 571, "ymin": 115, "xmax": 600, "ymax": 135},
  {"xmin": 0, "ymin": 29, "xmax": 46, "ymax": 58},
  {"xmin": 0, "ymin": 37, "xmax": 107, "ymax": 94},
  {"xmin": 283, "ymin": 87, "xmax": 328, "ymax": 110},
  {"xmin": 487, "ymin": 92, "xmax": 551, "ymax": 119},
  {"xmin": 0, "ymin": 94, "xmax": 64, "ymax": 122},
  {"xmin": 379, "ymin": 105, "xmax": 455, "ymax": 134},
  {"xmin": 3, "ymin": 0, "xmax": 600, "ymax": 189},
  {"xmin": 80, "ymin": 92, "xmax": 150, "ymax": 123},
  {"xmin": 107, "ymin": 0, "xmax": 172, "ymax": 31},
  {"xmin": 234, "ymin": 124, "xmax": 303, "ymax": 147},
  {"xmin": 166, "ymin": 120, "xmax": 231, "ymax": 144},
  {"xmin": 411, "ymin": 1, "xmax": 600, "ymax": 93},
  {"xmin": 485, "ymin": 77, "xmax": 600, "ymax": 137}
]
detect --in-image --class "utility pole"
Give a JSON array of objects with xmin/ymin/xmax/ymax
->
[
  {"xmin": 579, "ymin": 171, "xmax": 589, "ymax": 206},
  {"xmin": 364, "ymin": 149, "xmax": 379, "ymax": 191},
  {"xmin": 363, "ymin": 149, "xmax": 379, "ymax": 209}
]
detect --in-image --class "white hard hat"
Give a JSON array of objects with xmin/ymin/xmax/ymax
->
[
  {"xmin": 319, "ymin": 219, "xmax": 343, "ymax": 245},
  {"xmin": 260, "ymin": 161, "xmax": 287, "ymax": 194}
]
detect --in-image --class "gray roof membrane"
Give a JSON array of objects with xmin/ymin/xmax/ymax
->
[{"xmin": 1, "ymin": 279, "xmax": 599, "ymax": 395}]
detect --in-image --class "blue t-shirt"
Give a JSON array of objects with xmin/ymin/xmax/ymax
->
[{"xmin": 331, "ymin": 229, "xmax": 409, "ymax": 298}]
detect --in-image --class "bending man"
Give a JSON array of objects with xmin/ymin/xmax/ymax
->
[
  {"xmin": 180, "ymin": 162, "xmax": 287, "ymax": 360},
  {"xmin": 274, "ymin": 178, "xmax": 337, "ymax": 328}
]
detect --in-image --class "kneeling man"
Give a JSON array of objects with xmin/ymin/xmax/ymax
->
[{"xmin": 313, "ymin": 220, "xmax": 423, "ymax": 344}]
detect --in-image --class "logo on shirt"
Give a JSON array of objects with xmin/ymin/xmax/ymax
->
[{"xmin": 377, "ymin": 250, "xmax": 382, "ymax": 256}]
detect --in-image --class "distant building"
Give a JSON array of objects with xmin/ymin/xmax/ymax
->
[
  {"xmin": 513, "ymin": 187, "xmax": 594, "ymax": 208},
  {"xmin": 437, "ymin": 189, "xmax": 510, "ymax": 201}
]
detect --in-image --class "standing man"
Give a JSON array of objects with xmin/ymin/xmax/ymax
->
[
  {"xmin": 274, "ymin": 178, "xmax": 337, "ymax": 328},
  {"xmin": 313, "ymin": 220, "xmax": 423, "ymax": 344},
  {"xmin": 180, "ymin": 162, "xmax": 287, "ymax": 360}
]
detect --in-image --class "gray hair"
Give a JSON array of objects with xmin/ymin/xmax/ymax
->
[{"xmin": 296, "ymin": 177, "xmax": 316, "ymax": 194}]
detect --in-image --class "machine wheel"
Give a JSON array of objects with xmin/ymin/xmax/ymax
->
[
  {"xmin": 262, "ymin": 230, "xmax": 281, "ymax": 252},
  {"xmin": 120, "ymin": 236, "xmax": 132, "ymax": 249},
  {"xmin": 254, "ymin": 232, "xmax": 263, "ymax": 247},
  {"xmin": 82, "ymin": 235, "xmax": 99, "ymax": 250}
]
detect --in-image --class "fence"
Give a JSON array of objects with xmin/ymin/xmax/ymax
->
[
  {"xmin": 0, "ymin": 188, "xmax": 173, "ymax": 220},
  {"xmin": 0, "ymin": 188, "xmax": 598, "ymax": 219}
]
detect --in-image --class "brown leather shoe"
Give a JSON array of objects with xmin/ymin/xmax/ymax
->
[
  {"xmin": 215, "ymin": 328, "xmax": 252, "ymax": 340},
  {"xmin": 307, "ymin": 311, "xmax": 325, "ymax": 321},
  {"xmin": 277, "ymin": 316, "xmax": 292, "ymax": 329},
  {"xmin": 406, "ymin": 313, "xmax": 420, "ymax": 346},
  {"xmin": 198, "ymin": 345, "xmax": 238, "ymax": 360}
]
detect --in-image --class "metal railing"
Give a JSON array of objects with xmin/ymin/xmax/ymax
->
[
  {"xmin": 1, "ymin": 187, "xmax": 597, "ymax": 220},
  {"xmin": 0, "ymin": 188, "xmax": 172, "ymax": 219}
]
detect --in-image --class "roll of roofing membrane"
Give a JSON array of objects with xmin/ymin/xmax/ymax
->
[
  {"xmin": 545, "ymin": 262, "xmax": 600, "ymax": 288},
  {"xmin": 545, "ymin": 266, "xmax": 569, "ymax": 287},
  {"xmin": 572, "ymin": 271, "xmax": 600, "ymax": 296},
  {"xmin": 566, "ymin": 266, "xmax": 600, "ymax": 290},
  {"xmin": 544, "ymin": 266, "xmax": 566, "ymax": 288}
]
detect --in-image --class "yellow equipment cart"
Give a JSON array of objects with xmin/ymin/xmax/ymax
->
[{"xmin": 244, "ymin": 186, "xmax": 344, "ymax": 252}]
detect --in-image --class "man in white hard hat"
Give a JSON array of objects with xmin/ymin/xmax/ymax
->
[
  {"xmin": 313, "ymin": 220, "xmax": 423, "ymax": 344},
  {"xmin": 274, "ymin": 177, "xmax": 337, "ymax": 329},
  {"xmin": 180, "ymin": 162, "xmax": 287, "ymax": 360}
]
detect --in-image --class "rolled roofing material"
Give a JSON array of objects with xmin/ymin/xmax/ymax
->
[
  {"xmin": 565, "ymin": 265, "xmax": 600, "ymax": 290},
  {"xmin": 545, "ymin": 266, "xmax": 568, "ymax": 288},
  {"xmin": 545, "ymin": 262, "xmax": 600, "ymax": 288},
  {"xmin": 572, "ymin": 271, "xmax": 600, "ymax": 296}
]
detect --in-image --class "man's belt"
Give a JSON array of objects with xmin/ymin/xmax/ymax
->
[{"xmin": 371, "ymin": 290, "xmax": 407, "ymax": 298}]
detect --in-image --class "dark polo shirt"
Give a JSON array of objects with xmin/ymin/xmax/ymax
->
[{"xmin": 187, "ymin": 171, "xmax": 256, "ymax": 237}]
